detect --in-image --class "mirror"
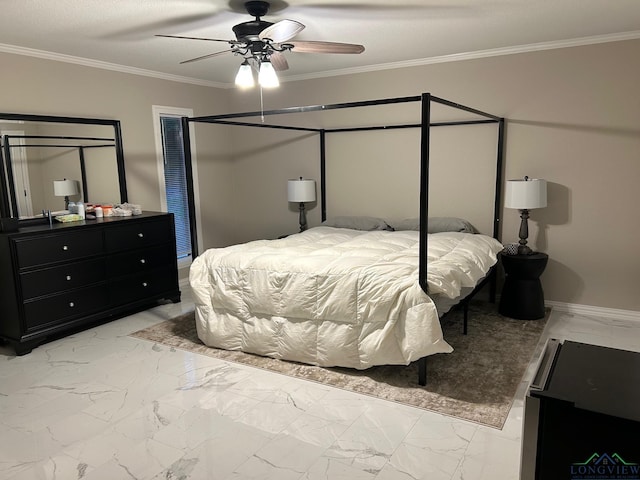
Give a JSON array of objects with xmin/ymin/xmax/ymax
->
[{"xmin": 0, "ymin": 113, "xmax": 127, "ymax": 221}]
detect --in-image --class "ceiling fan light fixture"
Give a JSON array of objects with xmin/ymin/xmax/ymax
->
[
  {"xmin": 258, "ymin": 59, "xmax": 279, "ymax": 88},
  {"xmin": 160, "ymin": 0, "xmax": 366, "ymax": 87},
  {"xmin": 235, "ymin": 60, "xmax": 255, "ymax": 88}
]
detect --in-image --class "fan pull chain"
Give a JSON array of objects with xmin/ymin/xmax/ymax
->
[{"xmin": 260, "ymin": 85, "xmax": 265, "ymax": 122}]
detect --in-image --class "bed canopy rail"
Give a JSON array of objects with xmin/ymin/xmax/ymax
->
[{"xmin": 181, "ymin": 93, "xmax": 505, "ymax": 298}]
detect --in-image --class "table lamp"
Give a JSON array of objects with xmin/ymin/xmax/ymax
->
[
  {"xmin": 505, "ymin": 176, "xmax": 547, "ymax": 255},
  {"xmin": 287, "ymin": 177, "xmax": 316, "ymax": 232},
  {"xmin": 53, "ymin": 179, "xmax": 79, "ymax": 210}
]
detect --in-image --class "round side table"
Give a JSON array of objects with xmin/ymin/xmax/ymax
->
[{"xmin": 499, "ymin": 252, "xmax": 548, "ymax": 320}]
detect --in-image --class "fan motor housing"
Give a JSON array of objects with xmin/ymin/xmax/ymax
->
[
  {"xmin": 244, "ymin": 1, "xmax": 270, "ymax": 18},
  {"xmin": 232, "ymin": 20, "xmax": 273, "ymax": 42}
]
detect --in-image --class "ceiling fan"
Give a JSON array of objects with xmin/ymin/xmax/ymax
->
[{"xmin": 156, "ymin": 0, "xmax": 365, "ymax": 87}]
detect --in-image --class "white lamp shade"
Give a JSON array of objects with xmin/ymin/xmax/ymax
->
[
  {"xmin": 53, "ymin": 179, "xmax": 79, "ymax": 197},
  {"xmin": 505, "ymin": 178, "xmax": 547, "ymax": 209},
  {"xmin": 258, "ymin": 60, "xmax": 279, "ymax": 88},
  {"xmin": 288, "ymin": 179, "xmax": 316, "ymax": 203},
  {"xmin": 235, "ymin": 62, "xmax": 254, "ymax": 88}
]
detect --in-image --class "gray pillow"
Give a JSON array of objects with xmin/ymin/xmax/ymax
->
[
  {"xmin": 389, "ymin": 217, "xmax": 478, "ymax": 233},
  {"xmin": 322, "ymin": 216, "xmax": 393, "ymax": 231}
]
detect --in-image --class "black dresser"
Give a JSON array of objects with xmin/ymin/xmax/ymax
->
[{"xmin": 0, "ymin": 212, "xmax": 180, "ymax": 354}]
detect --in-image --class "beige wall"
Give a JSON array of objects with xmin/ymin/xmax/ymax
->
[
  {"xmin": 1, "ymin": 38, "xmax": 639, "ymax": 311},
  {"xmin": 223, "ymin": 39, "xmax": 640, "ymax": 311}
]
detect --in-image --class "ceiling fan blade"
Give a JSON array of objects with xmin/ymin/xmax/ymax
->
[
  {"xmin": 179, "ymin": 49, "xmax": 233, "ymax": 65},
  {"xmin": 259, "ymin": 19, "xmax": 305, "ymax": 43},
  {"xmin": 269, "ymin": 51, "xmax": 289, "ymax": 71},
  {"xmin": 156, "ymin": 34, "xmax": 236, "ymax": 44},
  {"xmin": 284, "ymin": 2, "xmax": 468, "ymax": 15},
  {"xmin": 100, "ymin": 8, "xmax": 225, "ymax": 40},
  {"xmin": 288, "ymin": 41, "xmax": 365, "ymax": 54}
]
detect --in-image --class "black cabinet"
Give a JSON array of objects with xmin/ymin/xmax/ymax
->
[
  {"xmin": 0, "ymin": 212, "xmax": 181, "ymax": 354},
  {"xmin": 521, "ymin": 340, "xmax": 640, "ymax": 480}
]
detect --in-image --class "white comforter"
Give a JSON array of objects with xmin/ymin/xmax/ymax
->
[{"xmin": 190, "ymin": 227, "xmax": 503, "ymax": 369}]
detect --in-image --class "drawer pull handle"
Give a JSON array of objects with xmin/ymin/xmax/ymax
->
[
  {"xmin": 140, "ymin": 259, "xmax": 146, "ymax": 264},
  {"xmin": 66, "ymin": 275, "xmax": 72, "ymax": 281},
  {"xmin": 63, "ymin": 245, "xmax": 69, "ymax": 251},
  {"xmin": 69, "ymin": 302, "xmax": 75, "ymax": 308},
  {"xmin": 138, "ymin": 233, "xmax": 144, "ymax": 238},
  {"xmin": 142, "ymin": 282, "xmax": 148, "ymax": 287}
]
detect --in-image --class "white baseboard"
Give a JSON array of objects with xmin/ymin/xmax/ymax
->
[{"xmin": 545, "ymin": 300, "xmax": 640, "ymax": 323}]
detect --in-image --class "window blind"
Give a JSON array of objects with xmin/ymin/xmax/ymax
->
[{"xmin": 160, "ymin": 116, "xmax": 191, "ymax": 259}]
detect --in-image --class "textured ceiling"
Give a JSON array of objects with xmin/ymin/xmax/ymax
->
[{"xmin": 1, "ymin": 0, "xmax": 640, "ymax": 87}]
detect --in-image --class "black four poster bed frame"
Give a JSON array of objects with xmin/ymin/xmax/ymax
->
[{"xmin": 181, "ymin": 92, "xmax": 505, "ymax": 385}]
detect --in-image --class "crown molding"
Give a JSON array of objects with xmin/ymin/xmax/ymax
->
[
  {"xmin": 280, "ymin": 30, "xmax": 640, "ymax": 84},
  {"xmin": 0, "ymin": 43, "xmax": 226, "ymax": 89},
  {"xmin": 2, "ymin": 30, "xmax": 640, "ymax": 89}
]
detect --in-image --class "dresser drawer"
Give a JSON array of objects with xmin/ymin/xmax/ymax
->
[
  {"xmin": 23, "ymin": 285, "xmax": 109, "ymax": 330},
  {"xmin": 20, "ymin": 258, "xmax": 106, "ymax": 300},
  {"xmin": 105, "ymin": 219, "xmax": 172, "ymax": 253},
  {"xmin": 106, "ymin": 244, "xmax": 173, "ymax": 278},
  {"xmin": 14, "ymin": 230, "xmax": 104, "ymax": 268},
  {"xmin": 111, "ymin": 267, "xmax": 176, "ymax": 304}
]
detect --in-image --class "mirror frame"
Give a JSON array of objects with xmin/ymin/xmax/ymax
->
[{"xmin": 0, "ymin": 113, "xmax": 127, "ymax": 223}]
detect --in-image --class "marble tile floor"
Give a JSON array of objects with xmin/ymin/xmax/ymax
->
[{"xmin": 1, "ymin": 287, "xmax": 638, "ymax": 480}]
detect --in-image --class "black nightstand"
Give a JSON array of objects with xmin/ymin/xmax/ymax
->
[{"xmin": 499, "ymin": 252, "xmax": 548, "ymax": 320}]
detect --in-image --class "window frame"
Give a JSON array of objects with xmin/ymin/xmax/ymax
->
[{"xmin": 152, "ymin": 105, "xmax": 202, "ymax": 269}]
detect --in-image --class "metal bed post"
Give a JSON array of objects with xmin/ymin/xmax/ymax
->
[
  {"xmin": 418, "ymin": 92, "xmax": 431, "ymax": 386},
  {"xmin": 320, "ymin": 129, "xmax": 327, "ymax": 222},
  {"xmin": 78, "ymin": 147, "xmax": 88, "ymax": 203},
  {"xmin": 418, "ymin": 93, "xmax": 431, "ymax": 295},
  {"xmin": 458, "ymin": 117, "xmax": 505, "ymax": 333},
  {"xmin": 494, "ymin": 118, "xmax": 506, "ymax": 240},
  {"xmin": 113, "ymin": 121, "xmax": 128, "ymax": 204},
  {"xmin": 0, "ymin": 140, "xmax": 13, "ymax": 217},
  {"xmin": 181, "ymin": 116, "xmax": 199, "ymax": 258},
  {"xmin": 2, "ymin": 142, "xmax": 17, "ymax": 218},
  {"xmin": 489, "ymin": 118, "xmax": 506, "ymax": 302}
]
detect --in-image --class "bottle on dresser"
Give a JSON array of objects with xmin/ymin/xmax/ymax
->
[{"xmin": 77, "ymin": 202, "xmax": 85, "ymax": 219}]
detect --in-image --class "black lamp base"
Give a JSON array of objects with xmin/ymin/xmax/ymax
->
[
  {"xmin": 518, "ymin": 208, "xmax": 533, "ymax": 255},
  {"xmin": 298, "ymin": 202, "xmax": 307, "ymax": 232}
]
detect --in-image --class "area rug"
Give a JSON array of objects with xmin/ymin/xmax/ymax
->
[{"xmin": 130, "ymin": 302, "xmax": 549, "ymax": 429}]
